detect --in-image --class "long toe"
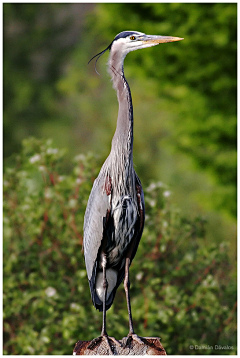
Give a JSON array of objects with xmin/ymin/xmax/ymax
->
[
  {"xmin": 102, "ymin": 335, "xmax": 116, "ymax": 355},
  {"xmin": 109, "ymin": 336, "xmax": 122, "ymax": 347},
  {"xmin": 125, "ymin": 333, "xmax": 146, "ymax": 348},
  {"xmin": 87, "ymin": 335, "xmax": 116, "ymax": 354}
]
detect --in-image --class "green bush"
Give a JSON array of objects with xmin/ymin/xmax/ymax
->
[{"xmin": 3, "ymin": 138, "xmax": 236, "ymax": 354}]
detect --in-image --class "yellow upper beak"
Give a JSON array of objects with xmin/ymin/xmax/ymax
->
[{"xmin": 142, "ymin": 35, "xmax": 184, "ymax": 44}]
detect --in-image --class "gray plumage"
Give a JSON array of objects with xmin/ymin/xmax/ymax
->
[{"xmin": 83, "ymin": 30, "xmax": 183, "ymax": 347}]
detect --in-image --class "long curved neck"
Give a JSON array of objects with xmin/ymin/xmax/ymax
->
[
  {"xmin": 108, "ymin": 49, "xmax": 133, "ymax": 158},
  {"xmin": 103, "ymin": 48, "xmax": 136, "ymax": 198}
]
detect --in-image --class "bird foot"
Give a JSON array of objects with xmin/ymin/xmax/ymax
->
[
  {"xmin": 87, "ymin": 334, "xmax": 121, "ymax": 354},
  {"xmin": 124, "ymin": 333, "xmax": 146, "ymax": 348}
]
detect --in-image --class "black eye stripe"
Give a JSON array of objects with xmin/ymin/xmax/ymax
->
[{"xmin": 114, "ymin": 31, "xmax": 143, "ymax": 41}]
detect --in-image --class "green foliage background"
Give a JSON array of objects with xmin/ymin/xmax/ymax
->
[{"xmin": 3, "ymin": 3, "xmax": 237, "ymax": 355}]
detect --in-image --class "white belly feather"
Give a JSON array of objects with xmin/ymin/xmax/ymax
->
[{"xmin": 96, "ymin": 268, "xmax": 118, "ymax": 302}]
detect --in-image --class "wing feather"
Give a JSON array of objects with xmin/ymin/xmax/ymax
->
[
  {"xmin": 83, "ymin": 169, "xmax": 145, "ymax": 312},
  {"xmin": 83, "ymin": 173, "xmax": 111, "ymax": 282}
]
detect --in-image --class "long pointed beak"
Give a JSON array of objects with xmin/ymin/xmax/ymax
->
[{"xmin": 142, "ymin": 35, "xmax": 184, "ymax": 44}]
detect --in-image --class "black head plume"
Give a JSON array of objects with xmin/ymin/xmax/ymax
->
[{"xmin": 88, "ymin": 43, "xmax": 112, "ymax": 75}]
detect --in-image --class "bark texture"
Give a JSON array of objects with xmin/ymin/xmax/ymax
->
[{"xmin": 73, "ymin": 336, "xmax": 167, "ymax": 355}]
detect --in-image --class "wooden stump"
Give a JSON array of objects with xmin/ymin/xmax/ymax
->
[{"xmin": 73, "ymin": 336, "xmax": 167, "ymax": 355}]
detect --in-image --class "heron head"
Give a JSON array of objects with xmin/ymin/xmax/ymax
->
[
  {"xmin": 111, "ymin": 30, "xmax": 183, "ymax": 55},
  {"xmin": 88, "ymin": 30, "xmax": 183, "ymax": 74}
]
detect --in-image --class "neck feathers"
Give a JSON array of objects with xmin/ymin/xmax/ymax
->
[
  {"xmin": 108, "ymin": 47, "xmax": 133, "ymax": 156},
  {"xmin": 104, "ymin": 46, "xmax": 135, "ymax": 198}
]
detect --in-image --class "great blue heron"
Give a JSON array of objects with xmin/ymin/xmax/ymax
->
[{"xmin": 83, "ymin": 30, "xmax": 183, "ymax": 352}]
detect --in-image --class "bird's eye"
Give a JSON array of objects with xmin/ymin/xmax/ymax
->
[{"xmin": 130, "ymin": 36, "xmax": 136, "ymax": 40}]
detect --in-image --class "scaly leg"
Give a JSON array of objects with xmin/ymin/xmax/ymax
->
[
  {"xmin": 124, "ymin": 256, "xmax": 145, "ymax": 347},
  {"xmin": 101, "ymin": 264, "xmax": 108, "ymax": 336},
  {"xmin": 88, "ymin": 264, "xmax": 120, "ymax": 354}
]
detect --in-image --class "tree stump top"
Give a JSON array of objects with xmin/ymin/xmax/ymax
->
[{"xmin": 73, "ymin": 336, "xmax": 167, "ymax": 355}]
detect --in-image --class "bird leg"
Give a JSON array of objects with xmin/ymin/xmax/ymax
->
[
  {"xmin": 102, "ymin": 264, "xmax": 122, "ymax": 351},
  {"xmin": 123, "ymin": 255, "xmax": 145, "ymax": 347},
  {"xmin": 87, "ymin": 263, "xmax": 121, "ymax": 354},
  {"xmin": 101, "ymin": 263, "xmax": 108, "ymax": 336}
]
